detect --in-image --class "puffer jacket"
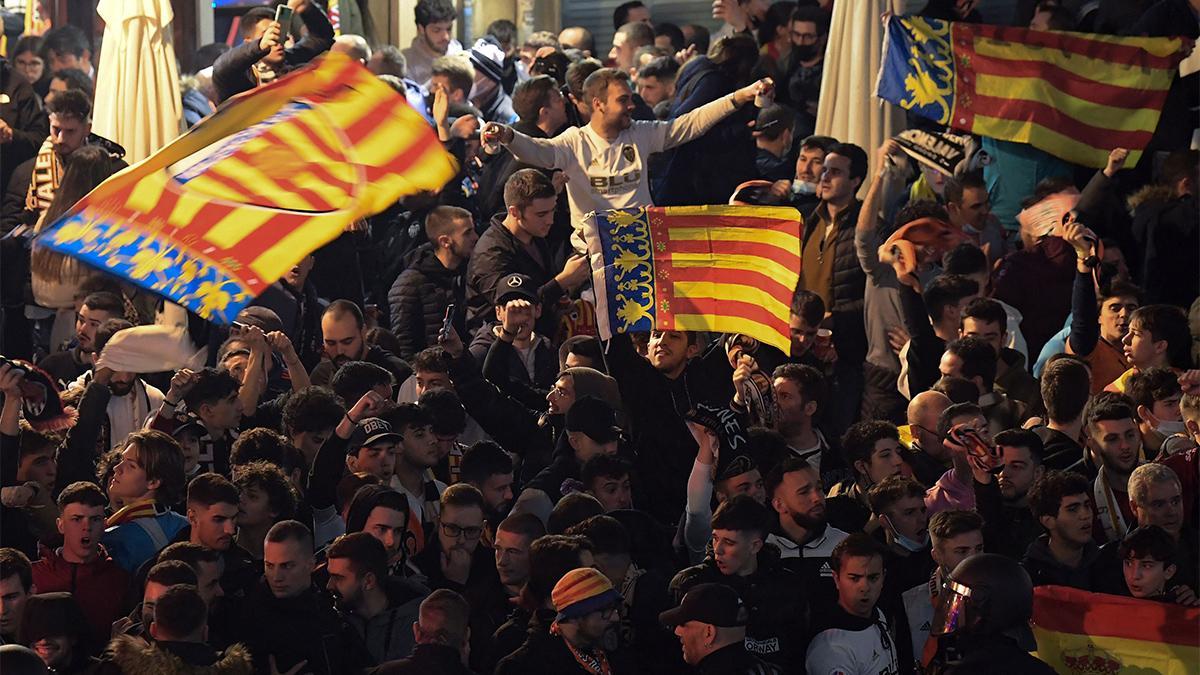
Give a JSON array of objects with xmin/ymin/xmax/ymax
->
[
  {"xmin": 804, "ymin": 200, "xmax": 868, "ymax": 363},
  {"xmin": 388, "ymin": 244, "xmax": 467, "ymax": 362},
  {"xmin": 31, "ymin": 544, "xmax": 129, "ymax": 643}
]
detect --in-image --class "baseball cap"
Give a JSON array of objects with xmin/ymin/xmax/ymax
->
[
  {"xmin": 494, "ymin": 273, "xmax": 539, "ymax": 306},
  {"xmin": 346, "ymin": 417, "xmax": 401, "ymax": 453},
  {"xmin": 171, "ymin": 415, "xmax": 205, "ymax": 440},
  {"xmin": 753, "ymin": 103, "xmax": 795, "ymax": 138},
  {"xmin": 565, "ymin": 396, "xmax": 621, "ymax": 443},
  {"xmin": 658, "ymin": 583, "xmax": 748, "ymax": 628}
]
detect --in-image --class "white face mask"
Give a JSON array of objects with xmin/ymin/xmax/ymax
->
[
  {"xmin": 1155, "ymin": 419, "xmax": 1187, "ymax": 436},
  {"xmin": 884, "ymin": 516, "xmax": 929, "ymax": 552},
  {"xmin": 792, "ymin": 179, "xmax": 817, "ymax": 196}
]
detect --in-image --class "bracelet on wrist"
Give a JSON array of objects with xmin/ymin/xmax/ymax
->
[
  {"xmin": 345, "ymin": 413, "xmax": 360, "ymax": 425},
  {"xmin": 163, "ymin": 400, "xmax": 178, "ymax": 407}
]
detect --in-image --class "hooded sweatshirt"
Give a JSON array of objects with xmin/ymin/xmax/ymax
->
[{"xmin": 1020, "ymin": 533, "xmax": 1100, "ymax": 590}]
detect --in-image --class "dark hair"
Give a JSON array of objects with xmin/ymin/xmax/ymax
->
[
  {"xmin": 1160, "ymin": 148, "xmax": 1198, "ymax": 188},
  {"xmin": 192, "ymin": 42, "xmax": 230, "ymax": 73},
  {"xmin": 894, "ymin": 200, "xmax": 951, "ymax": 230},
  {"xmin": 961, "ymin": 297, "xmax": 1006, "ymax": 331},
  {"xmin": 93, "ymin": 318, "xmax": 133, "ymax": 354},
  {"xmin": 868, "ymin": 475, "xmax": 927, "ymax": 515},
  {"xmin": 157, "ymin": 542, "xmax": 221, "ymax": 570},
  {"xmin": 531, "ymin": 49, "xmax": 571, "ymax": 86},
  {"xmin": 330, "ymin": 361, "xmax": 393, "ymax": 406},
  {"xmin": 566, "ymin": 58, "xmax": 603, "ymax": 101},
  {"xmin": 265, "ymin": 519, "xmax": 313, "ymax": 552},
  {"xmin": 82, "ymin": 291, "xmax": 124, "ymax": 317},
  {"xmin": 513, "ymin": 75, "xmax": 560, "ymax": 122},
  {"xmin": 613, "ymin": 1, "xmax": 647, "ymax": 31},
  {"xmin": 1084, "ymin": 392, "xmax": 1137, "ymax": 434},
  {"xmin": 708, "ymin": 33, "xmax": 758, "ymax": 85},
  {"xmin": 282, "ymin": 386, "xmax": 345, "ymax": 436},
  {"xmin": 0, "ymin": 548, "xmax": 32, "ymax": 591},
  {"xmin": 365, "ymin": 327, "xmax": 404, "ymax": 357},
  {"xmin": 345, "ymin": 486, "xmax": 409, "ymax": 534},
  {"xmin": 13, "ymin": 34, "xmax": 44, "ymax": 61},
  {"xmin": 146, "ymin": 560, "xmax": 198, "ymax": 588},
  {"xmin": 928, "ymin": 509, "xmax": 984, "ymax": 543},
  {"xmin": 372, "ymin": 45, "xmax": 407, "ymax": 78},
  {"xmin": 385, "ymin": 402, "xmax": 432, "ymax": 435},
  {"xmin": 616, "ymin": 21, "xmax": 656, "ymax": 52},
  {"xmin": 581, "ymin": 454, "xmax": 632, "ymax": 489},
  {"xmin": 1119, "ymin": 525, "xmax": 1177, "ymax": 563},
  {"xmin": 548, "ymin": 493, "xmax": 604, "ymax": 535},
  {"xmin": 790, "ymin": 5, "xmax": 831, "ymax": 33},
  {"xmin": 943, "ymin": 171, "xmax": 986, "ymax": 206},
  {"xmin": 413, "ymin": 347, "xmax": 452, "ymax": 374},
  {"xmin": 1028, "ymin": 470, "xmax": 1091, "ymax": 521},
  {"xmin": 234, "ymin": 460, "xmax": 298, "ymax": 521},
  {"xmin": 1127, "ymin": 367, "xmax": 1183, "ymax": 411},
  {"xmin": 1130, "ymin": 305, "xmax": 1192, "ymax": 369},
  {"xmin": 460, "ymin": 441, "xmax": 513, "ymax": 484},
  {"xmin": 126, "ymin": 430, "xmax": 187, "ymax": 506},
  {"xmin": 41, "ymin": 25, "xmax": 90, "ymax": 60},
  {"xmin": 440, "ymin": 483, "xmax": 486, "ymax": 512},
  {"xmin": 486, "ymin": 19, "xmax": 518, "ymax": 49},
  {"xmin": 790, "ymin": 288, "xmax": 825, "ymax": 327},
  {"xmin": 558, "ymin": 335, "xmax": 605, "ymax": 372},
  {"xmin": 231, "ymin": 427, "xmax": 293, "ymax": 469},
  {"xmin": 799, "ymin": 134, "xmax": 837, "ymax": 155},
  {"xmin": 654, "ymin": 22, "xmax": 685, "ymax": 51},
  {"xmin": 710, "ymin": 494, "xmax": 770, "ymax": 539},
  {"xmin": 946, "ymin": 336, "xmax": 997, "ymax": 389},
  {"xmin": 944, "ymin": 243, "xmax": 988, "ymax": 276},
  {"xmin": 497, "ymin": 513, "xmax": 547, "ymax": 541},
  {"xmin": 325, "ymin": 299, "xmax": 365, "ymax": 330},
  {"xmin": 1022, "ymin": 176, "xmax": 1076, "ymax": 209},
  {"xmin": 772, "ymin": 363, "xmax": 827, "ymax": 415},
  {"xmin": 827, "ymin": 142, "xmax": 868, "ymax": 182},
  {"xmin": 418, "ymin": 388, "xmax": 466, "ymax": 436},
  {"xmin": 152, "ymin": 585, "xmax": 207, "ymax": 639},
  {"xmin": 50, "ymin": 67, "xmax": 93, "ymax": 99},
  {"xmin": 637, "ymin": 55, "xmax": 679, "ymax": 83},
  {"xmin": 933, "ymin": 376, "xmax": 979, "ymax": 404},
  {"xmin": 830, "ymin": 532, "xmax": 885, "ymax": 572},
  {"xmin": 526, "ymin": 534, "xmax": 594, "ymax": 604},
  {"xmin": 923, "ymin": 274, "xmax": 979, "ymax": 323},
  {"xmin": 1041, "ymin": 356, "xmax": 1091, "ymax": 422},
  {"xmin": 46, "ymin": 86, "xmax": 91, "ymax": 121},
  {"xmin": 1097, "ymin": 279, "xmax": 1142, "ymax": 306},
  {"xmin": 183, "ymin": 367, "xmax": 240, "ymax": 412},
  {"xmin": 240, "ymin": 7, "xmax": 276, "ymax": 38},
  {"xmin": 937, "ymin": 402, "xmax": 984, "ymax": 439},
  {"xmin": 414, "ymin": 0, "xmax": 456, "ymax": 26},
  {"xmin": 764, "ymin": 455, "xmax": 818, "ymax": 500},
  {"xmin": 431, "ymin": 55, "xmax": 474, "ymax": 97},
  {"xmin": 187, "ymin": 472, "xmax": 239, "ymax": 508},
  {"xmin": 503, "ymin": 168, "xmax": 557, "ymax": 212},
  {"xmin": 684, "ymin": 23, "xmax": 711, "ymax": 53},
  {"xmin": 327, "ymin": 531, "xmax": 389, "ymax": 583},
  {"xmin": 56, "ymin": 481, "xmax": 107, "ymax": 510},
  {"xmin": 994, "ymin": 428, "xmax": 1044, "ymax": 465},
  {"xmin": 566, "ymin": 514, "xmax": 630, "ymax": 555},
  {"xmin": 841, "ymin": 420, "xmax": 900, "ymax": 468}
]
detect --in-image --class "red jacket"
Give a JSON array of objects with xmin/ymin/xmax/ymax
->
[{"xmin": 31, "ymin": 545, "xmax": 130, "ymax": 642}]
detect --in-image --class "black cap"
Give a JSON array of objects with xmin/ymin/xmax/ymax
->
[
  {"xmin": 494, "ymin": 273, "xmax": 539, "ymax": 306},
  {"xmin": 659, "ymin": 583, "xmax": 748, "ymax": 628},
  {"xmin": 753, "ymin": 103, "xmax": 795, "ymax": 138},
  {"xmin": 565, "ymin": 396, "xmax": 621, "ymax": 443},
  {"xmin": 346, "ymin": 417, "xmax": 401, "ymax": 453},
  {"xmin": 171, "ymin": 415, "xmax": 205, "ymax": 439}
]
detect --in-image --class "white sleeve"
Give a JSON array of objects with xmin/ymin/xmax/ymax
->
[
  {"xmin": 659, "ymin": 95, "xmax": 738, "ymax": 151},
  {"xmin": 506, "ymin": 128, "xmax": 565, "ymax": 170},
  {"xmin": 805, "ymin": 632, "xmax": 858, "ymax": 675}
]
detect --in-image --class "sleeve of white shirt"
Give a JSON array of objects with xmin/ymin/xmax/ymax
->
[
  {"xmin": 653, "ymin": 94, "xmax": 739, "ymax": 152},
  {"xmin": 805, "ymin": 631, "xmax": 858, "ymax": 675},
  {"xmin": 506, "ymin": 128, "xmax": 566, "ymax": 170}
]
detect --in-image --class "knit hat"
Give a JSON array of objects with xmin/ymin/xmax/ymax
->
[
  {"xmin": 552, "ymin": 567, "xmax": 622, "ymax": 622},
  {"xmin": 469, "ymin": 36, "xmax": 506, "ymax": 84}
]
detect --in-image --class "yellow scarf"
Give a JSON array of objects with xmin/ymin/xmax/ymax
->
[{"xmin": 25, "ymin": 137, "xmax": 62, "ymax": 215}]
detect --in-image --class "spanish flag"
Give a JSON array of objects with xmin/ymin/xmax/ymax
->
[
  {"xmin": 875, "ymin": 16, "xmax": 1189, "ymax": 168},
  {"xmin": 1032, "ymin": 585, "xmax": 1199, "ymax": 674},
  {"xmin": 35, "ymin": 52, "xmax": 456, "ymax": 323},
  {"xmin": 583, "ymin": 206, "xmax": 801, "ymax": 354}
]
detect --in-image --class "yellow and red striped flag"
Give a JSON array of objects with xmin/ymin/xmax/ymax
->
[
  {"xmin": 876, "ymin": 16, "xmax": 1190, "ymax": 168},
  {"xmin": 1032, "ymin": 585, "xmax": 1199, "ymax": 674},
  {"xmin": 583, "ymin": 205, "xmax": 802, "ymax": 353},
  {"xmin": 35, "ymin": 52, "xmax": 456, "ymax": 323}
]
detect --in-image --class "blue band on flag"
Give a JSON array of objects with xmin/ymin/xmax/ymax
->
[{"xmin": 595, "ymin": 208, "xmax": 656, "ymax": 334}]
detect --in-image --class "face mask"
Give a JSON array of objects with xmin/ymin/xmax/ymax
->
[
  {"xmin": 792, "ymin": 179, "xmax": 817, "ymax": 196},
  {"xmin": 885, "ymin": 516, "xmax": 929, "ymax": 552},
  {"xmin": 1155, "ymin": 419, "xmax": 1187, "ymax": 436},
  {"xmin": 793, "ymin": 44, "xmax": 820, "ymax": 62}
]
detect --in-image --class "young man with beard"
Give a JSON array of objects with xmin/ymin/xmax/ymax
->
[
  {"xmin": 670, "ymin": 495, "xmax": 806, "ymax": 673},
  {"xmin": 805, "ymin": 533, "xmax": 901, "ymax": 675},
  {"xmin": 460, "ymin": 441, "xmax": 515, "ymax": 531},
  {"xmin": 37, "ymin": 292, "xmax": 123, "ymax": 388},
  {"xmin": 1084, "ymin": 394, "xmax": 1145, "ymax": 542},
  {"xmin": 402, "ymin": 0, "xmax": 462, "ymax": 87},
  {"xmin": 483, "ymin": 68, "xmax": 773, "ymax": 253},
  {"xmin": 326, "ymin": 532, "xmax": 427, "ymax": 664},
  {"xmin": 764, "ymin": 457, "xmax": 850, "ymax": 610},
  {"xmin": 211, "ymin": 0, "xmax": 333, "ymax": 102},
  {"xmin": 180, "ymin": 474, "xmax": 257, "ymax": 598},
  {"xmin": 826, "ymin": 421, "xmax": 906, "ymax": 534},
  {"xmin": 152, "ymin": 368, "xmax": 243, "ymax": 477},
  {"xmin": 311, "ymin": 300, "xmax": 412, "ymax": 389},
  {"xmin": 281, "ymin": 386, "xmax": 344, "ymax": 471},
  {"xmin": 780, "ymin": 7, "xmax": 828, "ymax": 136},
  {"xmin": 102, "ymin": 430, "xmax": 188, "ymax": 573},
  {"xmin": 30, "ymin": 482, "xmax": 127, "ymax": 642},
  {"xmin": 765, "ymin": 364, "xmax": 848, "ymax": 487},
  {"xmin": 973, "ymin": 429, "xmax": 1045, "ymax": 560},
  {"xmin": 1022, "ymin": 470, "xmax": 1100, "ymax": 589}
]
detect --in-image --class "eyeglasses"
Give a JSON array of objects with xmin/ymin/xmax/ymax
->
[
  {"xmin": 549, "ymin": 386, "xmax": 571, "ymax": 399},
  {"xmin": 441, "ymin": 522, "xmax": 484, "ymax": 540}
]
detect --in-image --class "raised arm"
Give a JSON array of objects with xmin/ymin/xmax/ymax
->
[
  {"xmin": 484, "ymin": 123, "xmax": 561, "ymax": 170},
  {"xmin": 660, "ymin": 78, "xmax": 768, "ymax": 151},
  {"xmin": 857, "ymin": 141, "xmax": 908, "ymax": 279}
]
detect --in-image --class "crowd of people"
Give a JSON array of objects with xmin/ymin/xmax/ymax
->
[{"xmin": 0, "ymin": 0, "xmax": 1198, "ymax": 673}]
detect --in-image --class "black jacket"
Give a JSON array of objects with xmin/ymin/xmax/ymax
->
[
  {"xmin": 973, "ymin": 478, "xmax": 1041, "ymax": 561},
  {"xmin": 476, "ymin": 119, "xmax": 549, "ymax": 219},
  {"xmin": 310, "ymin": 344, "xmax": 413, "ymax": 389},
  {"xmin": 237, "ymin": 582, "xmax": 372, "ymax": 675},
  {"xmin": 465, "ymin": 216, "xmax": 565, "ymax": 336},
  {"xmin": 697, "ymin": 642, "xmax": 781, "ymax": 675},
  {"xmin": 1020, "ymin": 534, "xmax": 1100, "ymax": 591},
  {"xmin": 368, "ymin": 643, "xmax": 473, "ymax": 675},
  {"xmin": 388, "ymin": 243, "xmax": 468, "ymax": 362},
  {"xmin": 495, "ymin": 608, "xmax": 637, "ymax": 675},
  {"xmin": 670, "ymin": 547, "xmax": 808, "ymax": 674},
  {"xmin": 211, "ymin": 3, "xmax": 334, "ymax": 102},
  {"xmin": 928, "ymin": 633, "xmax": 1058, "ymax": 675},
  {"xmin": 804, "ymin": 200, "xmax": 868, "ymax": 362},
  {"xmin": 471, "ymin": 326, "xmax": 557, "ymax": 410},
  {"xmin": 0, "ymin": 58, "xmax": 47, "ymax": 197}
]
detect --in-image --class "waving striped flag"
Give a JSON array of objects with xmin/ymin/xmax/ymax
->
[
  {"xmin": 583, "ymin": 206, "xmax": 802, "ymax": 353},
  {"xmin": 35, "ymin": 52, "xmax": 456, "ymax": 323},
  {"xmin": 876, "ymin": 16, "xmax": 1189, "ymax": 168}
]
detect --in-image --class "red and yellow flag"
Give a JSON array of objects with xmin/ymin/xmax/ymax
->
[
  {"xmin": 1032, "ymin": 585, "xmax": 1199, "ymax": 675},
  {"xmin": 35, "ymin": 52, "xmax": 456, "ymax": 323},
  {"xmin": 584, "ymin": 205, "xmax": 802, "ymax": 353}
]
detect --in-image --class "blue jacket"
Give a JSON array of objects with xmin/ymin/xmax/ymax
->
[{"xmin": 102, "ymin": 508, "xmax": 188, "ymax": 573}]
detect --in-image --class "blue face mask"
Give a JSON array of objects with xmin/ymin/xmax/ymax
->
[{"xmin": 884, "ymin": 516, "xmax": 929, "ymax": 552}]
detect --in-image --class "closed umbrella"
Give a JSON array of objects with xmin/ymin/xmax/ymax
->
[{"xmin": 92, "ymin": 0, "xmax": 183, "ymax": 165}]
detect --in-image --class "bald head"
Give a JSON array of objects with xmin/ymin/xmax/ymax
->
[
  {"xmin": 332, "ymin": 35, "xmax": 371, "ymax": 64},
  {"xmin": 908, "ymin": 391, "xmax": 952, "ymax": 427},
  {"xmin": 559, "ymin": 27, "xmax": 594, "ymax": 56}
]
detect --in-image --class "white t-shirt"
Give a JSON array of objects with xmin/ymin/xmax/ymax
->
[
  {"xmin": 806, "ymin": 608, "xmax": 901, "ymax": 675},
  {"xmin": 506, "ymin": 94, "xmax": 738, "ymax": 250}
]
